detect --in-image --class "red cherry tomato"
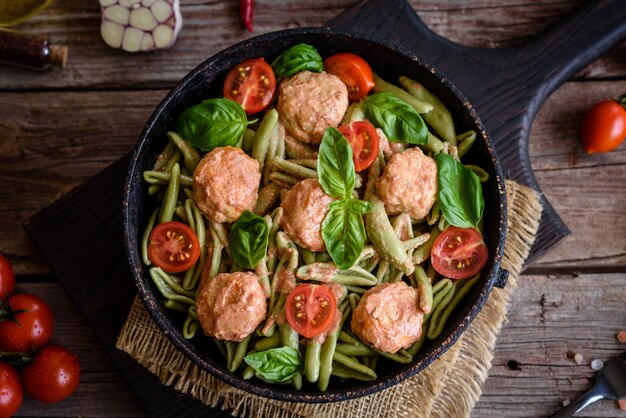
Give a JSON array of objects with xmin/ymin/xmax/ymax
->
[
  {"xmin": 338, "ymin": 121, "xmax": 380, "ymax": 172},
  {"xmin": 0, "ymin": 294, "xmax": 54, "ymax": 353},
  {"xmin": 0, "ymin": 362, "xmax": 23, "ymax": 418},
  {"xmin": 324, "ymin": 53, "xmax": 374, "ymax": 102},
  {"xmin": 22, "ymin": 345, "xmax": 80, "ymax": 403},
  {"xmin": 580, "ymin": 99, "xmax": 626, "ymax": 153},
  {"xmin": 224, "ymin": 58, "xmax": 276, "ymax": 114},
  {"xmin": 148, "ymin": 221, "xmax": 200, "ymax": 274},
  {"xmin": 0, "ymin": 255, "xmax": 15, "ymax": 297},
  {"xmin": 286, "ymin": 284, "xmax": 337, "ymax": 338},
  {"xmin": 431, "ymin": 227, "xmax": 488, "ymax": 280}
]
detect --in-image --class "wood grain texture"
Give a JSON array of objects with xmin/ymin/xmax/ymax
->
[
  {"xmin": 475, "ymin": 273, "xmax": 626, "ymax": 417},
  {"xmin": 2, "ymin": 0, "xmax": 626, "ymax": 416},
  {"xmin": 1, "ymin": 0, "xmax": 625, "ymax": 91},
  {"xmin": 2, "ymin": 84, "xmax": 625, "ymax": 273},
  {"xmin": 12, "ymin": 283, "xmax": 146, "ymax": 418}
]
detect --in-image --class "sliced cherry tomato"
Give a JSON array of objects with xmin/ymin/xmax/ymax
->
[
  {"xmin": 148, "ymin": 221, "xmax": 200, "ymax": 274},
  {"xmin": 0, "ymin": 255, "xmax": 15, "ymax": 297},
  {"xmin": 324, "ymin": 53, "xmax": 374, "ymax": 102},
  {"xmin": 580, "ymin": 98, "xmax": 626, "ymax": 153},
  {"xmin": 0, "ymin": 362, "xmax": 22, "ymax": 418},
  {"xmin": 286, "ymin": 284, "xmax": 337, "ymax": 339},
  {"xmin": 224, "ymin": 58, "xmax": 276, "ymax": 114},
  {"xmin": 0, "ymin": 294, "xmax": 54, "ymax": 353},
  {"xmin": 431, "ymin": 227, "xmax": 488, "ymax": 280},
  {"xmin": 338, "ymin": 121, "xmax": 379, "ymax": 172},
  {"xmin": 22, "ymin": 345, "xmax": 80, "ymax": 403}
]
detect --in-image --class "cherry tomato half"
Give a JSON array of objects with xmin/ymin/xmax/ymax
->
[
  {"xmin": 224, "ymin": 58, "xmax": 276, "ymax": 114},
  {"xmin": 286, "ymin": 284, "xmax": 337, "ymax": 339},
  {"xmin": 580, "ymin": 99, "xmax": 626, "ymax": 154},
  {"xmin": 431, "ymin": 227, "xmax": 488, "ymax": 280},
  {"xmin": 148, "ymin": 221, "xmax": 200, "ymax": 274},
  {"xmin": 22, "ymin": 345, "xmax": 80, "ymax": 404},
  {"xmin": 0, "ymin": 362, "xmax": 23, "ymax": 418},
  {"xmin": 324, "ymin": 53, "xmax": 374, "ymax": 102},
  {"xmin": 338, "ymin": 121, "xmax": 380, "ymax": 172},
  {"xmin": 0, "ymin": 254, "xmax": 15, "ymax": 297},
  {"xmin": 0, "ymin": 293, "xmax": 54, "ymax": 353}
]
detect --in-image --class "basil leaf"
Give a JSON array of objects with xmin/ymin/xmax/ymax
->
[
  {"xmin": 244, "ymin": 347, "xmax": 303, "ymax": 383},
  {"xmin": 271, "ymin": 43, "xmax": 323, "ymax": 78},
  {"xmin": 322, "ymin": 198, "xmax": 371, "ymax": 270},
  {"xmin": 228, "ymin": 210, "xmax": 269, "ymax": 269},
  {"xmin": 435, "ymin": 153, "xmax": 484, "ymax": 229},
  {"xmin": 364, "ymin": 92, "xmax": 428, "ymax": 145},
  {"xmin": 175, "ymin": 98, "xmax": 247, "ymax": 152},
  {"xmin": 317, "ymin": 128, "xmax": 355, "ymax": 200}
]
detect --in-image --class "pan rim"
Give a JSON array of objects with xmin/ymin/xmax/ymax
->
[{"xmin": 122, "ymin": 26, "xmax": 507, "ymax": 403}]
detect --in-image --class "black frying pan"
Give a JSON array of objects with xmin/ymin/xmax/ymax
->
[{"xmin": 122, "ymin": 0, "xmax": 626, "ymax": 403}]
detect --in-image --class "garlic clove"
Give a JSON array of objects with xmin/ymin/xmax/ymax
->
[
  {"xmin": 101, "ymin": 21, "xmax": 124, "ymax": 48},
  {"xmin": 130, "ymin": 7, "xmax": 158, "ymax": 31},
  {"xmin": 150, "ymin": 1, "xmax": 172, "ymax": 23},
  {"xmin": 122, "ymin": 27, "xmax": 143, "ymax": 52},
  {"xmin": 103, "ymin": 4, "xmax": 130, "ymax": 25},
  {"xmin": 153, "ymin": 24, "xmax": 174, "ymax": 49}
]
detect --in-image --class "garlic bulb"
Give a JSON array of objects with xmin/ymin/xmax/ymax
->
[{"xmin": 99, "ymin": 0, "xmax": 182, "ymax": 52}]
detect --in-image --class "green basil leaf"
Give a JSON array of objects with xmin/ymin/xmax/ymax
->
[
  {"xmin": 244, "ymin": 347, "xmax": 303, "ymax": 383},
  {"xmin": 322, "ymin": 199, "xmax": 371, "ymax": 270},
  {"xmin": 175, "ymin": 98, "xmax": 247, "ymax": 152},
  {"xmin": 271, "ymin": 44, "xmax": 323, "ymax": 78},
  {"xmin": 229, "ymin": 210, "xmax": 269, "ymax": 269},
  {"xmin": 364, "ymin": 92, "xmax": 428, "ymax": 145},
  {"xmin": 435, "ymin": 153, "xmax": 484, "ymax": 229},
  {"xmin": 317, "ymin": 127, "xmax": 355, "ymax": 200}
]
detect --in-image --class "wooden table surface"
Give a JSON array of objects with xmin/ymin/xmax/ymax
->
[{"xmin": 1, "ymin": 0, "xmax": 625, "ymax": 417}]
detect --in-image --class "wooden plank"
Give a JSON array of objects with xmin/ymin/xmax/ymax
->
[
  {"xmin": 529, "ymin": 81, "xmax": 626, "ymax": 268},
  {"xmin": 1, "ymin": 0, "xmax": 623, "ymax": 90},
  {"xmin": 2, "ymin": 83, "xmax": 625, "ymax": 273},
  {"xmin": 11, "ymin": 283, "xmax": 146, "ymax": 417},
  {"xmin": 0, "ymin": 90, "xmax": 164, "ymax": 274},
  {"xmin": 11, "ymin": 275, "xmax": 625, "ymax": 416},
  {"xmin": 475, "ymin": 273, "xmax": 626, "ymax": 417}
]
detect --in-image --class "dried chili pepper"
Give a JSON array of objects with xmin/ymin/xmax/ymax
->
[{"xmin": 240, "ymin": 0, "xmax": 254, "ymax": 32}]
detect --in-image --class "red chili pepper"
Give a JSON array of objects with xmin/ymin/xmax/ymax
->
[{"xmin": 240, "ymin": 0, "xmax": 254, "ymax": 32}]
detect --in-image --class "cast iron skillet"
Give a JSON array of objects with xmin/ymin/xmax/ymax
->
[{"xmin": 123, "ymin": 28, "xmax": 508, "ymax": 403}]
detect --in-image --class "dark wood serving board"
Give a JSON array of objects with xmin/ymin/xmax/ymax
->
[{"xmin": 23, "ymin": 0, "xmax": 626, "ymax": 416}]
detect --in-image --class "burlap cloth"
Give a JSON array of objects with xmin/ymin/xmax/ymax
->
[{"xmin": 116, "ymin": 179, "xmax": 542, "ymax": 418}]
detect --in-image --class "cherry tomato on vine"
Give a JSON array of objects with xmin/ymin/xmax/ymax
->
[
  {"xmin": 338, "ymin": 121, "xmax": 380, "ymax": 171},
  {"xmin": 0, "ymin": 255, "xmax": 15, "ymax": 297},
  {"xmin": 286, "ymin": 284, "xmax": 336, "ymax": 339},
  {"xmin": 324, "ymin": 53, "xmax": 374, "ymax": 102},
  {"xmin": 431, "ymin": 227, "xmax": 488, "ymax": 280},
  {"xmin": 580, "ymin": 98, "xmax": 626, "ymax": 154},
  {"xmin": 0, "ymin": 293, "xmax": 54, "ymax": 352},
  {"xmin": 0, "ymin": 362, "xmax": 22, "ymax": 418},
  {"xmin": 148, "ymin": 221, "xmax": 200, "ymax": 274},
  {"xmin": 224, "ymin": 58, "xmax": 276, "ymax": 114},
  {"xmin": 22, "ymin": 345, "xmax": 80, "ymax": 403}
]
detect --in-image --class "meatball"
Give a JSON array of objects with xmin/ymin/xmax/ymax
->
[
  {"xmin": 196, "ymin": 272, "xmax": 267, "ymax": 342},
  {"xmin": 376, "ymin": 147, "xmax": 437, "ymax": 220},
  {"xmin": 277, "ymin": 71, "xmax": 349, "ymax": 145},
  {"xmin": 280, "ymin": 179, "xmax": 336, "ymax": 252},
  {"xmin": 193, "ymin": 146, "xmax": 261, "ymax": 223},
  {"xmin": 351, "ymin": 282, "xmax": 424, "ymax": 353}
]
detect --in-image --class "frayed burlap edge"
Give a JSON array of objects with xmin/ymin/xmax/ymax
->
[{"xmin": 116, "ymin": 180, "xmax": 542, "ymax": 418}]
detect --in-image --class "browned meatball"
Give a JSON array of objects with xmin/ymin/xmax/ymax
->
[
  {"xmin": 376, "ymin": 147, "xmax": 437, "ymax": 220},
  {"xmin": 277, "ymin": 71, "xmax": 349, "ymax": 145},
  {"xmin": 280, "ymin": 179, "xmax": 336, "ymax": 252},
  {"xmin": 351, "ymin": 282, "xmax": 424, "ymax": 353},
  {"xmin": 193, "ymin": 146, "xmax": 261, "ymax": 223},
  {"xmin": 196, "ymin": 272, "xmax": 267, "ymax": 342}
]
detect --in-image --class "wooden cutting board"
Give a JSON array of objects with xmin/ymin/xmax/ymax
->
[{"xmin": 23, "ymin": 0, "xmax": 626, "ymax": 416}]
